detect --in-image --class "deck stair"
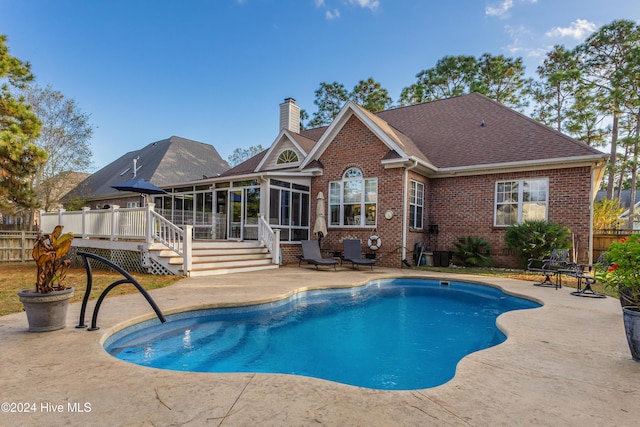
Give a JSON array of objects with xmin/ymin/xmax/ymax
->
[{"xmin": 149, "ymin": 240, "xmax": 278, "ymax": 277}]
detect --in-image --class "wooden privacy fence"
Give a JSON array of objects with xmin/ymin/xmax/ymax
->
[
  {"xmin": 593, "ymin": 231, "xmax": 635, "ymax": 260},
  {"xmin": 0, "ymin": 230, "xmax": 38, "ymax": 262}
]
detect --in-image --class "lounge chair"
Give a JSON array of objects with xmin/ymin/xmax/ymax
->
[
  {"xmin": 527, "ymin": 249, "xmax": 569, "ymax": 290},
  {"xmin": 298, "ymin": 240, "xmax": 338, "ymax": 270},
  {"xmin": 343, "ymin": 239, "xmax": 375, "ymax": 270}
]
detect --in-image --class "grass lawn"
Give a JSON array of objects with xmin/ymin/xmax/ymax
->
[
  {"xmin": 0, "ymin": 261, "xmax": 183, "ymax": 316},
  {"xmin": 413, "ymin": 265, "xmax": 615, "ymax": 298},
  {"xmin": 1, "ymin": 262, "xmax": 616, "ymax": 317}
]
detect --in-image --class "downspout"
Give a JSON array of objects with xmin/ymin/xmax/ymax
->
[
  {"xmin": 589, "ymin": 167, "xmax": 594, "ymax": 265},
  {"xmin": 589, "ymin": 161, "xmax": 607, "ymax": 264},
  {"xmin": 402, "ymin": 160, "xmax": 419, "ymax": 263}
]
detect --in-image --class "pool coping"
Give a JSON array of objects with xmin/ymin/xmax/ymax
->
[
  {"xmin": 1, "ymin": 266, "xmax": 639, "ymax": 426},
  {"xmin": 104, "ymin": 277, "xmax": 541, "ymax": 391}
]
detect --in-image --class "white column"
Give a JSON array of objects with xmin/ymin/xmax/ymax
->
[
  {"xmin": 82, "ymin": 207, "xmax": 90, "ymax": 239},
  {"xmin": 57, "ymin": 208, "xmax": 66, "ymax": 226},
  {"xmin": 146, "ymin": 203, "xmax": 155, "ymax": 246},
  {"xmin": 110, "ymin": 205, "xmax": 120, "ymax": 241},
  {"xmin": 183, "ymin": 225, "xmax": 193, "ymax": 276},
  {"xmin": 274, "ymin": 229, "xmax": 281, "ymax": 264}
]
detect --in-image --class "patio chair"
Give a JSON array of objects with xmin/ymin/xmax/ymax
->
[
  {"xmin": 565, "ymin": 252, "xmax": 607, "ymax": 298},
  {"xmin": 527, "ymin": 249, "xmax": 570, "ymax": 290},
  {"xmin": 298, "ymin": 240, "xmax": 338, "ymax": 270},
  {"xmin": 343, "ymin": 239, "xmax": 376, "ymax": 270}
]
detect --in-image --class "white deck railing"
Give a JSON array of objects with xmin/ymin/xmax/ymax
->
[
  {"xmin": 40, "ymin": 205, "xmax": 282, "ymax": 273},
  {"xmin": 258, "ymin": 214, "xmax": 280, "ymax": 264},
  {"xmin": 41, "ymin": 205, "xmax": 148, "ymax": 240},
  {"xmin": 149, "ymin": 208, "xmax": 192, "ymax": 272},
  {"xmin": 40, "ymin": 204, "xmax": 193, "ymax": 275}
]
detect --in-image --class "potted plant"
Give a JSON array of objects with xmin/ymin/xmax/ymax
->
[
  {"xmin": 18, "ymin": 225, "xmax": 75, "ymax": 332},
  {"xmin": 597, "ymin": 234, "xmax": 640, "ymax": 361}
]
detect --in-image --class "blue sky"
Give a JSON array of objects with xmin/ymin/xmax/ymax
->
[{"xmin": 1, "ymin": 0, "xmax": 638, "ymax": 171}]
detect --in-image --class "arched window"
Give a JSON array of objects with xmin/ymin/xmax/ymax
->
[
  {"xmin": 329, "ymin": 167, "xmax": 377, "ymax": 227},
  {"xmin": 276, "ymin": 149, "xmax": 299, "ymax": 165}
]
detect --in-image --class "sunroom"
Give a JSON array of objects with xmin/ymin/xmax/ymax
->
[{"xmin": 151, "ymin": 174, "xmax": 312, "ymax": 242}]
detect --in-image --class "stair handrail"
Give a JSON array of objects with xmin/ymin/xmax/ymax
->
[
  {"xmin": 147, "ymin": 203, "xmax": 192, "ymax": 275},
  {"xmin": 258, "ymin": 214, "xmax": 280, "ymax": 264},
  {"xmin": 76, "ymin": 251, "xmax": 166, "ymax": 331}
]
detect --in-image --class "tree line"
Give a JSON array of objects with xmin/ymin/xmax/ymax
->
[
  {"xmin": 0, "ymin": 35, "xmax": 94, "ymax": 228},
  {"xmin": 2, "ymin": 19, "xmax": 638, "ymax": 229},
  {"xmin": 304, "ymin": 19, "xmax": 640, "ymax": 229}
]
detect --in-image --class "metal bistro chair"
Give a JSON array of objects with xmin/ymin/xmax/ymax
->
[
  {"xmin": 564, "ymin": 252, "xmax": 607, "ymax": 298},
  {"xmin": 527, "ymin": 249, "xmax": 570, "ymax": 290}
]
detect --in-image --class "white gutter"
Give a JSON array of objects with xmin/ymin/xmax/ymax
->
[
  {"xmin": 383, "ymin": 154, "xmax": 609, "ymax": 177},
  {"xmin": 163, "ymin": 170, "xmax": 318, "ymax": 188},
  {"xmin": 434, "ymin": 154, "xmax": 609, "ymax": 177},
  {"xmin": 402, "ymin": 160, "xmax": 419, "ymax": 263}
]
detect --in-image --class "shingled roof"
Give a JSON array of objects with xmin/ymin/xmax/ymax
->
[
  {"xmin": 66, "ymin": 136, "xmax": 229, "ymax": 199},
  {"xmin": 375, "ymin": 93, "xmax": 604, "ymax": 169},
  {"xmin": 214, "ymin": 93, "xmax": 607, "ymax": 180}
]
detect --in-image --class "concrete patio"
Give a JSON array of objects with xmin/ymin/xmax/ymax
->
[{"xmin": 1, "ymin": 265, "xmax": 638, "ymax": 426}]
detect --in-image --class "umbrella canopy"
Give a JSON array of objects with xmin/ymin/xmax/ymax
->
[
  {"xmin": 111, "ymin": 178, "xmax": 168, "ymax": 195},
  {"xmin": 313, "ymin": 192, "xmax": 328, "ymax": 239}
]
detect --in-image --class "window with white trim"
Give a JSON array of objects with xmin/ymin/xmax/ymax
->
[
  {"xmin": 268, "ymin": 179, "xmax": 309, "ymax": 241},
  {"xmin": 495, "ymin": 178, "xmax": 548, "ymax": 226},
  {"xmin": 276, "ymin": 149, "xmax": 298, "ymax": 165},
  {"xmin": 409, "ymin": 180, "xmax": 424, "ymax": 229},
  {"xmin": 329, "ymin": 168, "xmax": 377, "ymax": 227}
]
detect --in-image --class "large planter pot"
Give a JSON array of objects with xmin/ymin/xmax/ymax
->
[
  {"xmin": 622, "ymin": 306, "xmax": 640, "ymax": 361},
  {"xmin": 18, "ymin": 287, "xmax": 74, "ymax": 332}
]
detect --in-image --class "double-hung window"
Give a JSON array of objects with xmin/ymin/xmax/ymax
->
[
  {"xmin": 495, "ymin": 178, "xmax": 548, "ymax": 226},
  {"xmin": 329, "ymin": 168, "xmax": 377, "ymax": 227},
  {"xmin": 409, "ymin": 180, "xmax": 424, "ymax": 229}
]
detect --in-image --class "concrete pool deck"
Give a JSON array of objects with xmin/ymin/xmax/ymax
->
[{"xmin": 1, "ymin": 265, "xmax": 639, "ymax": 426}]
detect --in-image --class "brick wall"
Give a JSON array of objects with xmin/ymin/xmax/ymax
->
[
  {"xmin": 279, "ymin": 113, "xmax": 594, "ymax": 269},
  {"xmin": 428, "ymin": 167, "xmax": 593, "ymax": 268},
  {"xmin": 407, "ymin": 170, "xmax": 429, "ymax": 263},
  {"xmin": 288, "ymin": 115, "xmax": 407, "ymax": 268}
]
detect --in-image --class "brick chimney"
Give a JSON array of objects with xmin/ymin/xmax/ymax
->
[{"xmin": 279, "ymin": 98, "xmax": 300, "ymax": 134}]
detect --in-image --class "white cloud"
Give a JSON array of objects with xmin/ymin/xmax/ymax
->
[
  {"xmin": 348, "ymin": 0, "xmax": 380, "ymax": 10},
  {"xmin": 502, "ymin": 25, "xmax": 550, "ymax": 65},
  {"xmin": 317, "ymin": 0, "xmax": 380, "ymax": 20},
  {"xmin": 545, "ymin": 19, "xmax": 597, "ymax": 40},
  {"xmin": 485, "ymin": 0, "xmax": 538, "ymax": 18},
  {"xmin": 326, "ymin": 9, "xmax": 340, "ymax": 20},
  {"xmin": 485, "ymin": 0, "xmax": 513, "ymax": 17}
]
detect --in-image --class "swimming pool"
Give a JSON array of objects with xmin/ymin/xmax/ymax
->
[{"xmin": 105, "ymin": 278, "xmax": 540, "ymax": 390}]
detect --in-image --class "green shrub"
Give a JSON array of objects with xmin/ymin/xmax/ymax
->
[
  {"xmin": 593, "ymin": 199, "xmax": 624, "ymax": 231},
  {"xmin": 597, "ymin": 235, "xmax": 640, "ymax": 307},
  {"xmin": 452, "ymin": 236, "xmax": 493, "ymax": 267},
  {"xmin": 504, "ymin": 220, "xmax": 572, "ymax": 267}
]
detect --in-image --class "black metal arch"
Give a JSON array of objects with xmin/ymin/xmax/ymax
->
[{"xmin": 76, "ymin": 251, "xmax": 166, "ymax": 331}]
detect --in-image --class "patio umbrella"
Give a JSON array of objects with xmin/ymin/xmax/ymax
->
[
  {"xmin": 313, "ymin": 192, "xmax": 328, "ymax": 247},
  {"xmin": 112, "ymin": 178, "xmax": 167, "ymax": 204}
]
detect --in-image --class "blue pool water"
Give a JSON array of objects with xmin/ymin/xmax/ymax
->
[{"xmin": 105, "ymin": 278, "xmax": 540, "ymax": 390}]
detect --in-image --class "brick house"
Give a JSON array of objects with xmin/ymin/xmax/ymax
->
[{"xmin": 186, "ymin": 94, "xmax": 607, "ymax": 268}]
